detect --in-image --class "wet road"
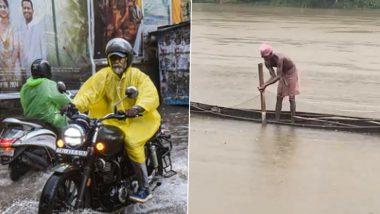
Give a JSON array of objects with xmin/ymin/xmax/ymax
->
[
  {"xmin": 190, "ymin": 3, "xmax": 380, "ymax": 214},
  {"xmin": 0, "ymin": 105, "xmax": 188, "ymax": 214}
]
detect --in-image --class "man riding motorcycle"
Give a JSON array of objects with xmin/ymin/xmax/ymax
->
[
  {"xmin": 71, "ymin": 37, "xmax": 161, "ymax": 203},
  {"xmin": 20, "ymin": 59, "xmax": 71, "ymax": 130}
]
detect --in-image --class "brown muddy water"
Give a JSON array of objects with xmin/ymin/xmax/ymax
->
[
  {"xmin": 0, "ymin": 105, "xmax": 188, "ymax": 214},
  {"xmin": 189, "ymin": 3, "xmax": 380, "ymax": 214}
]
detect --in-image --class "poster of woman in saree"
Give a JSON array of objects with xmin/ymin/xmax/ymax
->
[{"xmin": 0, "ymin": 0, "xmax": 21, "ymax": 91}]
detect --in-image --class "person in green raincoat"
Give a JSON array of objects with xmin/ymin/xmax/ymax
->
[
  {"xmin": 72, "ymin": 38, "xmax": 161, "ymax": 203},
  {"xmin": 20, "ymin": 59, "xmax": 71, "ymax": 130}
]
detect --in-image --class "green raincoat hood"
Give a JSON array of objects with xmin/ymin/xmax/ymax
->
[{"xmin": 25, "ymin": 77, "xmax": 45, "ymax": 87}]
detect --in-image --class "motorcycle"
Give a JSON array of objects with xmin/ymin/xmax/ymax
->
[
  {"xmin": 0, "ymin": 117, "xmax": 58, "ymax": 181},
  {"xmin": 38, "ymin": 86, "xmax": 176, "ymax": 213},
  {"xmin": 0, "ymin": 82, "xmax": 73, "ymax": 181}
]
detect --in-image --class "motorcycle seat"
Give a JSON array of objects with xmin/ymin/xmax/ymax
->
[{"xmin": 2, "ymin": 117, "xmax": 59, "ymax": 134}]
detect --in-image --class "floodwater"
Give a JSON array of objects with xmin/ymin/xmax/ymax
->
[
  {"xmin": 0, "ymin": 105, "xmax": 188, "ymax": 214},
  {"xmin": 189, "ymin": 3, "xmax": 380, "ymax": 214}
]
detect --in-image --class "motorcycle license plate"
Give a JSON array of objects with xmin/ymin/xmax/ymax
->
[
  {"xmin": 0, "ymin": 148, "xmax": 14, "ymax": 157},
  {"xmin": 56, "ymin": 148, "xmax": 88, "ymax": 157}
]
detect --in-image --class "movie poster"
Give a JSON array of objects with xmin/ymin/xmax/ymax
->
[
  {"xmin": 0, "ymin": 0, "xmax": 92, "ymax": 93},
  {"xmin": 141, "ymin": 0, "xmax": 171, "ymax": 57},
  {"xmin": 182, "ymin": 0, "xmax": 191, "ymax": 22},
  {"xmin": 143, "ymin": 0, "xmax": 171, "ymax": 26},
  {"xmin": 93, "ymin": 0, "xmax": 143, "ymax": 59},
  {"xmin": 47, "ymin": 1, "xmax": 92, "ymax": 89}
]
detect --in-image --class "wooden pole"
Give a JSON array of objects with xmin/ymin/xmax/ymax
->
[{"xmin": 258, "ymin": 63, "xmax": 266, "ymax": 125}]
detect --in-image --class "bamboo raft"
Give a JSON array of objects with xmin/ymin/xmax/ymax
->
[{"xmin": 190, "ymin": 102, "xmax": 380, "ymax": 134}]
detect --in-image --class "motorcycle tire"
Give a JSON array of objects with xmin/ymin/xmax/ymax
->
[
  {"xmin": 9, "ymin": 160, "xmax": 29, "ymax": 181},
  {"xmin": 38, "ymin": 171, "xmax": 90, "ymax": 214}
]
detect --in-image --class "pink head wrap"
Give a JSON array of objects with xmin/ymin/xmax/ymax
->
[{"xmin": 260, "ymin": 43, "xmax": 273, "ymax": 57}]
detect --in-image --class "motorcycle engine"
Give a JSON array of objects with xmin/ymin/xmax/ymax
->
[
  {"xmin": 94, "ymin": 158, "xmax": 116, "ymax": 184},
  {"xmin": 94, "ymin": 159, "xmax": 130, "ymax": 208},
  {"xmin": 98, "ymin": 183, "xmax": 129, "ymax": 210}
]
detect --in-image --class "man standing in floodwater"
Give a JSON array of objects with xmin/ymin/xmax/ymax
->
[{"xmin": 258, "ymin": 43, "xmax": 300, "ymax": 123}]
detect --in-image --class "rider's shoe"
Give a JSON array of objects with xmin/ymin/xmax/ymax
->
[{"xmin": 129, "ymin": 187, "xmax": 152, "ymax": 203}]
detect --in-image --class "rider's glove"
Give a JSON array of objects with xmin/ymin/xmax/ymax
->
[
  {"xmin": 60, "ymin": 103, "xmax": 77, "ymax": 115},
  {"xmin": 125, "ymin": 106, "xmax": 142, "ymax": 117},
  {"xmin": 60, "ymin": 104, "xmax": 69, "ymax": 115}
]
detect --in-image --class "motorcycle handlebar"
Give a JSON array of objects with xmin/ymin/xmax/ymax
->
[
  {"xmin": 64, "ymin": 91, "xmax": 73, "ymax": 99},
  {"xmin": 99, "ymin": 113, "xmax": 142, "ymax": 122},
  {"xmin": 61, "ymin": 104, "xmax": 142, "ymax": 124},
  {"xmin": 62, "ymin": 103, "xmax": 78, "ymax": 117}
]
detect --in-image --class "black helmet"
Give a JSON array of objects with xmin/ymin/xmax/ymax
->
[
  {"xmin": 105, "ymin": 38, "xmax": 134, "ymax": 68},
  {"xmin": 31, "ymin": 59, "xmax": 52, "ymax": 79}
]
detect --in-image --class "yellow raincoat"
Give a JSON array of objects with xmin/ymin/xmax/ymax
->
[{"xmin": 73, "ymin": 66, "xmax": 161, "ymax": 163}]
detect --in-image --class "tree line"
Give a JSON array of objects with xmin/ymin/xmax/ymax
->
[{"xmin": 193, "ymin": 0, "xmax": 380, "ymax": 8}]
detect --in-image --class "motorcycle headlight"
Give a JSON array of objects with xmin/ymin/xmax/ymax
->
[{"xmin": 63, "ymin": 124, "xmax": 85, "ymax": 148}]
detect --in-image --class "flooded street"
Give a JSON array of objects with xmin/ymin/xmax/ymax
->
[
  {"xmin": 190, "ymin": 115, "xmax": 380, "ymax": 214},
  {"xmin": 190, "ymin": 3, "xmax": 380, "ymax": 214},
  {"xmin": 0, "ymin": 105, "xmax": 188, "ymax": 214}
]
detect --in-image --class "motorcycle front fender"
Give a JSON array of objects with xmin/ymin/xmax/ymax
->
[{"xmin": 51, "ymin": 163, "xmax": 80, "ymax": 174}]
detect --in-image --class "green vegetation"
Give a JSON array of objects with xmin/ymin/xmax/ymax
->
[{"xmin": 193, "ymin": 0, "xmax": 380, "ymax": 8}]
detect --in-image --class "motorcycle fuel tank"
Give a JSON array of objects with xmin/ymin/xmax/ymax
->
[{"xmin": 96, "ymin": 125, "xmax": 125, "ymax": 157}]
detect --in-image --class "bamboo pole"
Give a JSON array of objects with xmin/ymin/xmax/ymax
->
[{"xmin": 258, "ymin": 63, "xmax": 266, "ymax": 125}]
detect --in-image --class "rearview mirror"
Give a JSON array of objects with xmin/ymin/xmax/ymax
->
[
  {"xmin": 57, "ymin": 81, "xmax": 67, "ymax": 93},
  {"xmin": 113, "ymin": 86, "xmax": 139, "ymax": 113},
  {"xmin": 126, "ymin": 86, "xmax": 138, "ymax": 99}
]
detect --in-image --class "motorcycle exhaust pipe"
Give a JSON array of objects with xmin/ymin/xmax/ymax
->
[{"xmin": 22, "ymin": 151, "xmax": 49, "ymax": 170}]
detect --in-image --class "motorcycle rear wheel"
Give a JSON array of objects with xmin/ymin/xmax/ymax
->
[
  {"xmin": 9, "ymin": 159, "xmax": 29, "ymax": 181},
  {"xmin": 38, "ymin": 171, "xmax": 89, "ymax": 213}
]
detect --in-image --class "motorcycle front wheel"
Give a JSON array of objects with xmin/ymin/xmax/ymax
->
[{"xmin": 38, "ymin": 171, "xmax": 89, "ymax": 213}]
